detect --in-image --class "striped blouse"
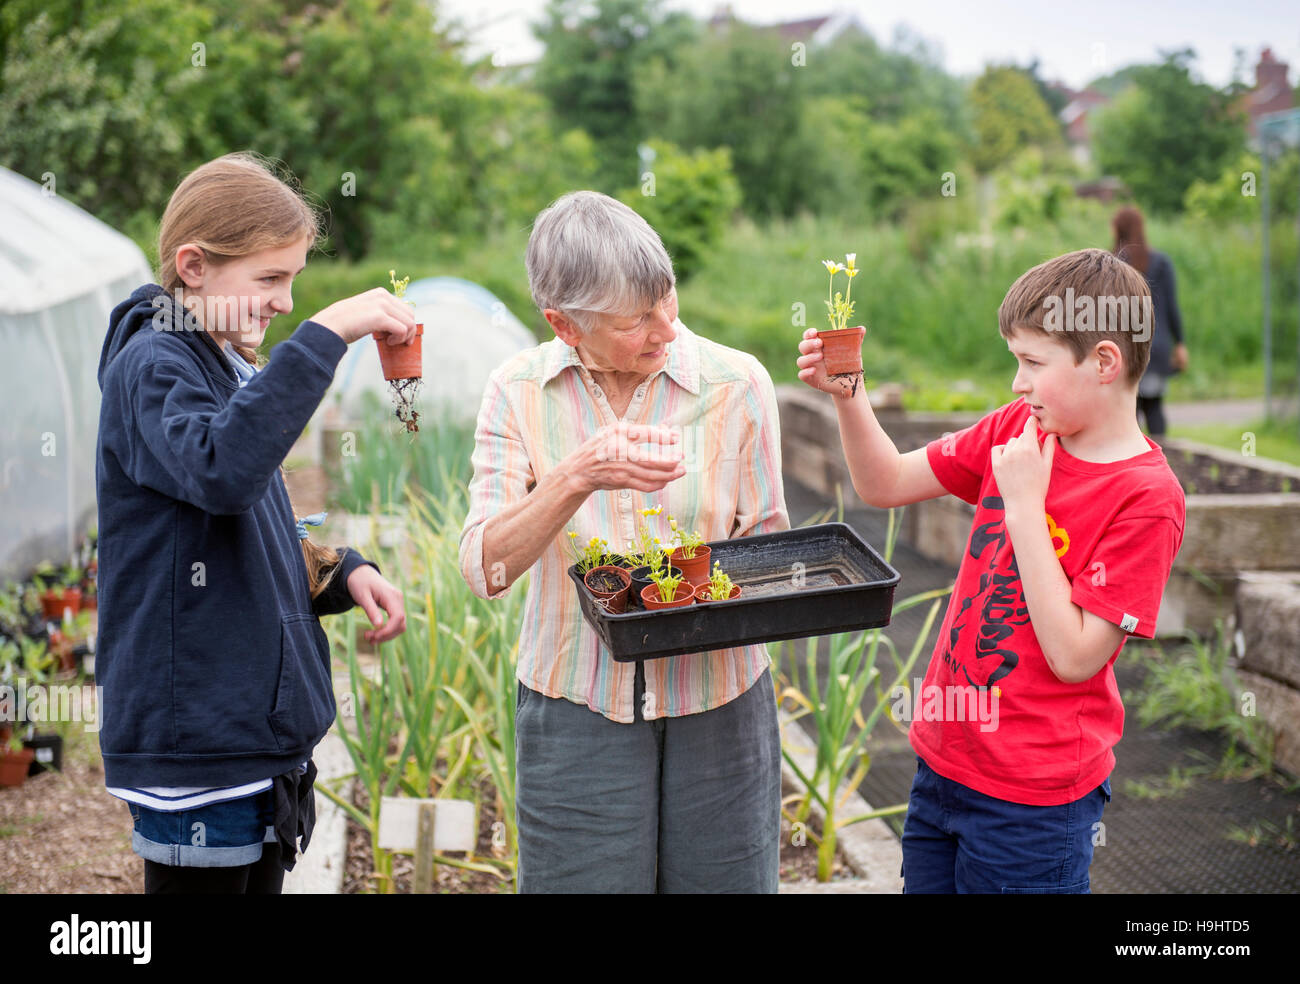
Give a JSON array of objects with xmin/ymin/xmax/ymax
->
[{"xmin": 459, "ymin": 320, "xmax": 790, "ymax": 724}]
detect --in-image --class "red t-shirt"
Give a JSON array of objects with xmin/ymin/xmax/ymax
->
[{"xmin": 910, "ymin": 398, "xmax": 1186, "ymax": 805}]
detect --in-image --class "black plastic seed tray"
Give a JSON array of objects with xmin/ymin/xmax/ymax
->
[{"xmin": 566, "ymin": 523, "xmax": 901, "ymax": 661}]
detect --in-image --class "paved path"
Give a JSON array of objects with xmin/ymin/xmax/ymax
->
[{"xmin": 1165, "ymin": 398, "xmax": 1298, "ymax": 427}]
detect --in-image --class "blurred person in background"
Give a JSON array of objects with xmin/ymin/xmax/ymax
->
[{"xmin": 1112, "ymin": 206, "xmax": 1188, "ymax": 441}]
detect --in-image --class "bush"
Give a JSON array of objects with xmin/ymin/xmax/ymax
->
[{"xmin": 618, "ymin": 140, "xmax": 742, "ymax": 280}]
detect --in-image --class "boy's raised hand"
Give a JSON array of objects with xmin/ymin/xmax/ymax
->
[
  {"xmin": 796, "ymin": 327, "xmax": 858, "ymax": 399},
  {"xmin": 991, "ymin": 414, "xmax": 1057, "ymax": 516},
  {"xmin": 346, "ymin": 564, "xmax": 407, "ymax": 644},
  {"xmin": 312, "ymin": 288, "xmax": 417, "ymax": 346}
]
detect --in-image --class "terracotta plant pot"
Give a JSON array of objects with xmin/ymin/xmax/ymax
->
[
  {"xmin": 694, "ymin": 583, "xmax": 742, "ymax": 604},
  {"xmin": 640, "ymin": 582, "xmax": 695, "ymax": 610},
  {"xmin": 0, "ymin": 747, "xmax": 35, "ymax": 787},
  {"xmin": 372, "ymin": 323, "xmax": 424, "ymax": 380},
  {"xmin": 816, "ymin": 325, "xmax": 866, "ymax": 376},
  {"xmin": 583, "ymin": 565, "xmax": 632, "ymax": 614},
  {"xmin": 629, "ymin": 565, "xmax": 683, "ymax": 611},
  {"xmin": 669, "ymin": 546, "xmax": 712, "ymax": 588},
  {"xmin": 40, "ymin": 588, "xmax": 81, "ymax": 622},
  {"xmin": 48, "ymin": 629, "xmax": 77, "ymax": 675}
]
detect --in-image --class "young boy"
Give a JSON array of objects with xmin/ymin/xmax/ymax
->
[{"xmin": 796, "ymin": 247, "xmax": 1186, "ymax": 893}]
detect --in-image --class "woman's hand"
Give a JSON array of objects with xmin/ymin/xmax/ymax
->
[
  {"xmin": 797, "ymin": 327, "xmax": 858, "ymax": 399},
  {"xmin": 346, "ymin": 564, "xmax": 407, "ymax": 643},
  {"xmin": 1172, "ymin": 343, "xmax": 1189, "ymax": 372},
  {"xmin": 563, "ymin": 421, "xmax": 686, "ymax": 495},
  {"xmin": 311, "ymin": 288, "xmax": 417, "ymax": 346}
]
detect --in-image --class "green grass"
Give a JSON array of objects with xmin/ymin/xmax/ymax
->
[
  {"xmin": 1226, "ymin": 815, "xmax": 1299, "ymax": 851},
  {"xmin": 1167, "ymin": 416, "xmax": 1300, "ymax": 469},
  {"xmin": 1123, "ymin": 764, "xmax": 1210, "ymax": 801},
  {"xmin": 1121, "ymin": 622, "xmax": 1276, "ymax": 780}
]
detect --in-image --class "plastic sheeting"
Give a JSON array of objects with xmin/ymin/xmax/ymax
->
[{"xmin": 0, "ymin": 167, "xmax": 153, "ymax": 583}]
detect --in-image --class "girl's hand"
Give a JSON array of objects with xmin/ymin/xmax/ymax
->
[
  {"xmin": 796, "ymin": 327, "xmax": 858, "ymax": 399},
  {"xmin": 1172, "ymin": 343, "xmax": 1189, "ymax": 372},
  {"xmin": 311, "ymin": 288, "xmax": 417, "ymax": 346},
  {"xmin": 346, "ymin": 564, "xmax": 407, "ymax": 643}
]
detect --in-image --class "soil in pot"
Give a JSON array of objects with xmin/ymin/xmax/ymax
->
[
  {"xmin": 583, "ymin": 566, "xmax": 631, "ymax": 614},
  {"xmin": 815, "ymin": 325, "xmax": 866, "ymax": 397},
  {"xmin": 669, "ymin": 546, "xmax": 711, "ymax": 588},
  {"xmin": 640, "ymin": 582, "xmax": 695, "ymax": 610},
  {"xmin": 694, "ymin": 583, "xmax": 742, "ymax": 604},
  {"xmin": 629, "ymin": 565, "xmax": 683, "ymax": 611}
]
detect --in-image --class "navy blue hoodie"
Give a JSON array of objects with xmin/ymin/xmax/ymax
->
[{"xmin": 95, "ymin": 284, "xmax": 375, "ymax": 788}]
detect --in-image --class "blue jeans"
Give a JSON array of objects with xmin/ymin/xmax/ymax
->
[
  {"xmin": 900, "ymin": 757, "xmax": 1111, "ymax": 893},
  {"xmin": 127, "ymin": 793, "xmax": 275, "ymax": 868},
  {"xmin": 514, "ymin": 665, "xmax": 781, "ymax": 893}
]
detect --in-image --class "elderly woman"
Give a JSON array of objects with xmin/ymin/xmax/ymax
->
[{"xmin": 459, "ymin": 191, "xmax": 790, "ymax": 893}]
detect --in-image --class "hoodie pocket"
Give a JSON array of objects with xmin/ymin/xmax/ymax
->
[{"xmin": 268, "ymin": 613, "xmax": 336, "ymax": 753}]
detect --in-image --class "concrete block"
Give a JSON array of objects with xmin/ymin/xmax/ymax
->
[{"xmin": 1234, "ymin": 572, "xmax": 1300, "ymax": 690}]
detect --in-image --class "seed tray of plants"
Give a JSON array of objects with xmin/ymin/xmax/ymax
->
[{"xmin": 567, "ymin": 523, "xmax": 900, "ymax": 662}]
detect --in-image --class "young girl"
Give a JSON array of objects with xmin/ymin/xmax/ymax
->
[{"xmin": 95, "ymin": 152, "xmax": 416, "ymax": 894}]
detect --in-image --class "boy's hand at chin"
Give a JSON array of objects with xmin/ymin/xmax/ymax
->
[
  {"xmin": 991, "ymin": 414, "xmax": 1057, "ymax": 516},
  {"xmin": 346, "ymin": 564, "xmax": 407, "ymax": 643}
]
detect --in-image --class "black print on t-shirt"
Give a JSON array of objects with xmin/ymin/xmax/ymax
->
[{"xmin": 939, "ymin": 495, "xmax": 1029, "ymax": 690}]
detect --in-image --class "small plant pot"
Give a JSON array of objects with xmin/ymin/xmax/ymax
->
[
  {"xmin": 40, "ymin": 588, "xmax": 81, "ymax": 622},
  {"xmin": 0, "ymin": 747, "xmax": 35, "ymax": 787},
  {"xmin": 583, "ymin": 566, "xmax": 632, "ymax": 614},
  {"xmin": 629, "ymin": 565, "xmax": 683, "ymax": 611},
  {"xmin": 372, "ymin": 323, "xmax": 424, "ymax": 381},
  {"xmin": 48, "ymin": 629, "xmax": 76, "ymax": 675},
  {"xmin": 640, "ymin": 583, "xmax": 695, "ymax": 610},
  {"xmin": 669, "ymin": 546, "xmax": 712, "ymax": 588},
  {"xmin": 23, "ymin": 733, "xmax": 62, "ymax": 775},
  {"xmin": 694, "ymin": 583, "xmax": 742, "ymax": 604},
  {"xmin": 816, "ymin": 325, "xmax": 866, "ymax": 377}
]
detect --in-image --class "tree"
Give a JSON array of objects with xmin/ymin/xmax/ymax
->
[
  {"xmin": 1091, "ymin": 50, "xmax": 1247, "ymax": 214},
  {"xmin": 0, "ymin": 2, "xmax": 203, "ymax": 235},
  {"xmin": 617, "ymin": 140, "xmax": 740, "ymax": 279},
  {"xmin": 533, "ymin": 0, "xmax": 698, "ymax": 187},
  {"xmin": 969, "ymin": 65, "xmax": 1061, "ymax": 174},
  {"xmin": 634, "ymin": 20, "xmax": 808, "ymax": 217}
]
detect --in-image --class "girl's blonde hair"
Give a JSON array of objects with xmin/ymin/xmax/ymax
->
[{"xmin": 159, "ymin": 152, "xmax": 340, "ymax": 599}]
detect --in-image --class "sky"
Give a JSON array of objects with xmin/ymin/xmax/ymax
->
[{"xmin": 434, "ymin": 0, "xmax": 1300, "ymax": 91}]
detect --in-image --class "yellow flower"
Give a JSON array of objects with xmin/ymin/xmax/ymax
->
[
  {"xmin": 568, "ymin": 531, "xmax": 577, "ymax": 539},
  {"xmin": 845, "ymin": 268, "xmax": 859, "ymax": 278},
  {"xmin": 845, "ymin": 252, "xmax": 856, "ymax": 270},
  {"xmin": 822, "ymin": 259, "xmax": 838, "ymax": 274}
]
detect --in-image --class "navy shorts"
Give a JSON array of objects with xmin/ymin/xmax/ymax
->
[
  {"xmin": 127, "ymin": 792, "xmax": 276, "ymax": 868},
  {"xmin": 900, "ymin": 757, "xmax": 1111, "ymax": 893}
]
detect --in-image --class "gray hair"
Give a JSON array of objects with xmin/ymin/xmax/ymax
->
[{"xmin": 525, "ymin": 190, "xmax": 675, "ymax": 334}]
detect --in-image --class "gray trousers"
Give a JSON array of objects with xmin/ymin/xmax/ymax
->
[{"xmin": 515, "ymin": 663, "xmax": 781, "ymax": 893}]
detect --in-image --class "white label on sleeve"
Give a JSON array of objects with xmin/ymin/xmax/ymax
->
[{"xmin": 1120, "ymin": 613, "xmax": 1139, "ymax": 633}]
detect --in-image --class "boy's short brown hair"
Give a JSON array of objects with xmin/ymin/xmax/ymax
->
[{"xmin": 997, "ymin": 248, "xmax": 1152, "ymax": 387}]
